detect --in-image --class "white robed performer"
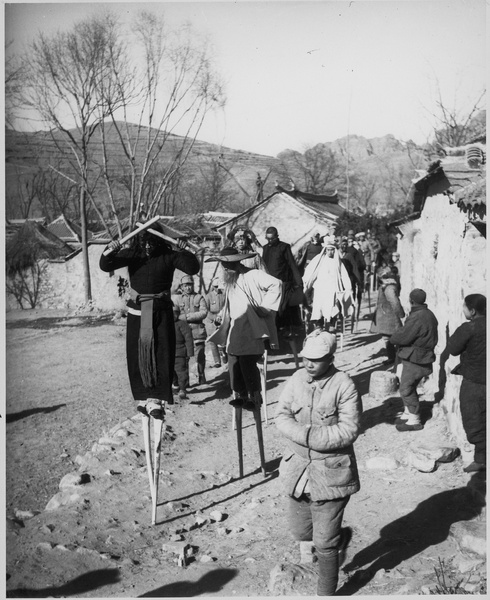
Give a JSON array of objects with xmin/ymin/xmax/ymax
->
[{"xmin": 303, "ymin": 236, "xmax": 355, "ymax": 331}]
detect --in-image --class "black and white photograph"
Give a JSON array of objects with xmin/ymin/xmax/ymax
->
[{"xmin": 4, "ymin": 0, "xmax": 487, "ymax": 596}]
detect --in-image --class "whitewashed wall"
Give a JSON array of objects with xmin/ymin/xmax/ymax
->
[
  {"xmin": 6, "ymin": 245, "xmax": 222, "ymax": 312},
  {"xmin": 397, "ymin": 194, "xmax": 486, "ymax": 445}
]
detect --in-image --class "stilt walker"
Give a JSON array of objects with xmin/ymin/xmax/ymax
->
[
  {"xmin": 100, "ymin": 217, "xmax": 201, "ymax": 525},
  {"xmin": 205, "ymin": 247, "xmax": 282, "ymax": 479}
]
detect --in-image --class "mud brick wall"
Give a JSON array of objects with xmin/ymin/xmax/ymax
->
[
  {"xmin": 6, "ymin": 245, "xmax": 222, "ymax": 312},
  {"xmin": 397, "ymin": 194, "xmax": 486, "ymax": 446}
]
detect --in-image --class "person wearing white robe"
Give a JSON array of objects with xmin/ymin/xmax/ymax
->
[{"xmin": 303, "ymin": 237, "xmax": 354, "ymax": 331}]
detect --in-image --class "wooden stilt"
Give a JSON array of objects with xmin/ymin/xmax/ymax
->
[
  {"xmin": 151, "ymin": 419, "xmax": 164, "ymax": 526},
  {"xmin": 235, "ymin": 407, "xmax": 244, "ymax": 478},
  {"xmin": 253, "ymin": 406, "xmax": 266, "ymax": 477},
  {"xmin": 141, "ymin": 414, "xmax": 155, "ymax": 499},
  {"xmin": 259, "ymin": 350, "xmax": 268, "ymax": 424}
]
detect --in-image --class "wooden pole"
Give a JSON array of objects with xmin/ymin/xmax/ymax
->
[
  {"xmin": 235, "ymin": 407, "xmax": 244, "ymax": 478},
  {"xmin": 253, "ymin": 407, "xmax": 266, "ymax": 477},
  {"xmin": 103, "ymin": 216, "xmax": 161, "ymax": 256},
  {"xmin": 152, "ymin": 419, "xmax": 164, "ymax": 526}
]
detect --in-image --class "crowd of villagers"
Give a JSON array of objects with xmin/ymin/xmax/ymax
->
[{"xmin": 100, "ymin": 220, "xmax": 486, "ymax": 596}]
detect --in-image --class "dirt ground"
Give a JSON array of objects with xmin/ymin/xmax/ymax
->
[{"xmin": 4, "ymin": 302, "xmax": 486, "ymax": 597}]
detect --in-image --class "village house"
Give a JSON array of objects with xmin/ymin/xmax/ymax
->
[
  {"xmin": 215, "ymin": 185, "xmax": 344, "ymax": 257},
  {"xmin": 390, "ymin": 135, "xmax": 486, "ymax": 450}
]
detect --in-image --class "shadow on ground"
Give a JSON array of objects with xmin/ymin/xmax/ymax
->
[
  {"xmin": 7, "ymin": 569, "xmax": 120, "ymax": 597},
  {"xmin": 6, "ymin": 404, "xmax": 66, "ymax": 424},
  {"xmin": 139, "ymin": 568, "xmax": 239, "ymax": 597},
  {"xmin": 339, "ymin": 480, "xmax": 484, "ymax": 595}
]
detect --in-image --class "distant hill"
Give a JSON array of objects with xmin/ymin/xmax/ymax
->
[{"xmin": 5, "ymin": 123, "xmax": 432, "ymax": 221}]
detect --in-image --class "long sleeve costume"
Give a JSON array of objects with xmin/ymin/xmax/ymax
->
[{"xmin": 100, "ymin": 246, "xmax": 199, "ymax": 404}]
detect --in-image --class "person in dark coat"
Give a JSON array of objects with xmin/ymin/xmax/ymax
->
[
  {"xmin": 172, "ymin": 305, "xmax": 195, "ymax": 400},
  {"xmin": 262, "ymin": 226, "xmax": 304, "ymax": 357},
  {"xmin": 100, "ymin": 224, "xmax": 200, "ymax": 419},
  {"xmin": 390, "ymin": 288, "xmax": 438, "ymax": 432},
  {"xmin": 370, "ymin": 267, "xmax": 405, "ymax": 364},
  {"xmin": 339, "ymin": 238, "xmax": 366, "ymax": 304},
  {"xmin": 447, "ymin": 294, "xmax": 486, "ymax": 472}
]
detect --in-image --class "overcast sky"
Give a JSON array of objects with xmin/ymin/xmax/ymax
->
[{"xmin": 4, "ymin": 0, "xmax": 487, "ymax": 157}]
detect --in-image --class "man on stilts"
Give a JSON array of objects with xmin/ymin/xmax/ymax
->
[
  {"xmin": 100, "ymin": 221, "xmax": 200, "ymax": 524},
  {"xmin": 100, "ymin": 222, "xmax": 200, "ymax": 419}
]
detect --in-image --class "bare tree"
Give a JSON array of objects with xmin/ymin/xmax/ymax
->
[
  {"xmin": 427, "ymin": 83, "xmax": 486, "ymax": 150},
  {"xmin": 22, "ymin": 13, "xmax": 131, "ymax": 301},
  {"xmin": 278, "ymin": 144, "xmax": 344, "ymax": 195},
  {"xmin": 5, "ymin": 42, "xmax": 26, "ymax": 130},
  {"xmin": 98, "ymin": 12, "xmax": 226, "ymax": 234}
]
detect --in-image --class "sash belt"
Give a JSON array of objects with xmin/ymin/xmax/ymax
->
[{"xmin": 129, "ymin": 288, "xmax": 171, "ymax": 389}]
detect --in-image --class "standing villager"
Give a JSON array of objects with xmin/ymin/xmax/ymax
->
[
  {"xmin": 370, "ymin": 267, "xmax": 405, "ymax": 364},
  {"xmin": 390, "ymin": 289, "xmax": 438, "ymax": 432},
  {"xmin": 172, "ymin": 275, "xmax": 208, "ymax": 385},
  {"xmin": 100, "ymin": 223, "xmax": 200, "ymax": 419},
  {"xmin": 205, "ymin": 277, "xmax": 227, "ymax": 368},
  {"xmin": 172, "ymin": 305, "xmax": 194, "ymax": 400},
  {"xmin": 447, "ymin": 294, "xmax": 486, "ymax": 472},
  {"xmin": 303, "ymin": 236, "xmax": 354, "ymax": 332},
  {"xmin": 276, "ymin": 330, "xmax": 361, "ymax": 596},
  {"xmin": 339, "ymin": 237, "xmax": 365, "ymax": 305},
  {"xmin": 262, "ymin": 226, "xmax": 304, "ymax": 341},
  {"xmin": 297, "ymin": 232, "xmax": 324, "ymax": 275},
  {"xmin": 206, "ymin": 247, "xmax": 282, "ymax": 410}
]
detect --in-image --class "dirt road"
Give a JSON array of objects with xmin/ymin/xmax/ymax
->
[{"xmin": 5, "ymin": 308, "xmax": 486, "ymax": 597}]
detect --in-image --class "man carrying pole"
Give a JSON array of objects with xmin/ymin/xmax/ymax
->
[
  {"xmin": 100, "ymin": 219, "xmax": 200, "ymax": 522},
  {"xmin": 206, "ymin": 246, "xmax": 282, "ymax": 476}
]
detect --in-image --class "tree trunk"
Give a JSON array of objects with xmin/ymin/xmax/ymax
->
[{"xmin": 80, "ymin": 185, "xmax": 92, "ymax": 302}]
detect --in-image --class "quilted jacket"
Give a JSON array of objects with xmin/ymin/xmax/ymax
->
[{"xmin": 275, "ymin": 366, "xmax": 361, "ymax": 501}]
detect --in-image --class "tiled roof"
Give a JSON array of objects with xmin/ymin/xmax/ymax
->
[
  {"xmin": 217, "ymin": 188, "xmax": 344, "ymax": 229},
  {"xmin": 47, "ymin": 215, "xmax": 95, "ymax": 242}
]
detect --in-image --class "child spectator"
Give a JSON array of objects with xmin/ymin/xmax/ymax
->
[
  {"xmin": 447, "ymin": 294, "xmax": 486, "ymax": 472},
  {"xmin": 173, "ymin": 305, "xmax": 194, "ymax": 400},
  {"xmin": 276, "ymin": 330, "xmax": 361, "ymax": 596}
]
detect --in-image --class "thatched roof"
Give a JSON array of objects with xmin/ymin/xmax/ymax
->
[{"xmin": 6, "ymin": 221, "xmax": 74, "ymax": 274}]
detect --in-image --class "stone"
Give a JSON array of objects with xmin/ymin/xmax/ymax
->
[
  {"xmin": 450, "ymin": 521, "xmax": 486, "ymax": 557},
  {"xmin": 453, "ymin": 554, "xmax": 485, "ymax": 573},
  {"xmin": 268, "ymin": 562, "xmax": 317, "ymax": 595},
  {"xmin": 244, "ymin": 557, "xmax": 256, "ymax": 563},
  {"xmin": 200, "ymin": 555, "xmax": 214, "ymax": 563},
  {"xmin": 162, "ymin": 541, "xmax": 188, "ymax": 554},
  {"xmin": 417, "ymin": 444, "xmax": 460, "ymax": 463},
  {"xmin": 194, "ymin": 515, "xmax": 208, "ymax": 526},
  {"xmin": 98, "ymin": 436, "xmax": 123, "ymax": 446},
  {"xmin": 210, "ymin": 510, "xmax": 225, "ymax": 522},
  {"xmin": 14, "ymin": 509, "xmax": 38, "ymax": 520},
  {"xmin": 59, "ymin": 472, "xmax": 90, "ymax": 489},
  {"xmin": 170, "ymin": 534, "xmax": 184, "ymax": 542},
  {"xmin": 217, "ymin": 527, "xmax": 230, "ymax": 536},
  {"xmin": 406, "ymin": 452, "xmax": 436, "ymax": 473},
  {"xmin": 37, "ymin": 542, "xmax": 55, "ymax": 551},
  {"xmin": 39, "ymin": 524, "xmax": 55, "ymax": 534},
  {"xmin": 45, "ymin": 491, "xmax": 82, "ymax": 511},
  {"xmin": 230, "ymin": 527, "xmax": 244, "ymax": 534},
  {"xmin": 365, "ymin": 456, "xmax": 399, "ymax": 470}
]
